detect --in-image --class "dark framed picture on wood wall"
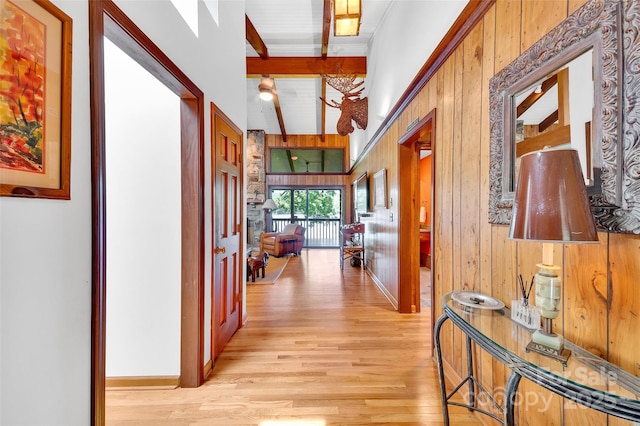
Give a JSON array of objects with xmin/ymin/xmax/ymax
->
[
  {"xmin": 374, "ymin": 168, "xmax": 387, "ymax": 209},
  {"xmin": 0, "ymin": 0, "xmax": 73, "ymax": 199}
]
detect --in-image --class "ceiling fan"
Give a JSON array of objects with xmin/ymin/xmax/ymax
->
[{"xmin": 258, "ymin": 75, "xmax": 297, "ymax": 101}]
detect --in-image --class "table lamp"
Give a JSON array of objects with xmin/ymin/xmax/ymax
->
[{"xmin": 509, "ymin": 148, "xmax": 598, "ymax": 363}]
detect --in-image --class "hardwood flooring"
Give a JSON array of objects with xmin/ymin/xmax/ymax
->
[{"xmin": 106, "ymin": 249, "xmax": 480, "ymax": 425}]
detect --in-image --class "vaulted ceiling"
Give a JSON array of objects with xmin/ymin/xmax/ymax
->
[{"xmin": 245, "ymin": 0, "xmax": 394, "ymax": 141}]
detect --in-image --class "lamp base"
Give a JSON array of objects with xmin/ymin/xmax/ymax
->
[{"xmin": 525, "ymin": 339, "xmax": 571, "ymax": 365}]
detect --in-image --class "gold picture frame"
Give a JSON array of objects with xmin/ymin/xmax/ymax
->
[{"xmin": 0, "ymin": 0, "xmax": 72, "ymax": 199}]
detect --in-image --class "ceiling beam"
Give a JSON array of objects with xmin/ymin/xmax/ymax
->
[
  {"xmin": 516, "ymin": 74, "xmax": 557, "ymax": 117},
  {"xmin": 539, "ymin": 110, "xmax": 559, "ymax": 133},
  {"xmin": 272, "ymin": 80, "xmax": 287, "ymax": 142},
  {"xmin": 515, "ymin": 124, "xmax": 571, "ymax": 157},
  {"xmin": 245, "ymin": 15, "xmax": 268, "ymax": 59},
  {"xmin": 247, "ymin": 56, "xmax": 366, "ymax": 77},
  {"xmin": 321, "ymin": 0, "xmax": 331, "ymax": 59}
]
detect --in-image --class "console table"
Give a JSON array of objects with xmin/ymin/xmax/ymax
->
[
  {"xmin": 340, "ymin": 223, "xmax": 364, "ymax": 270},
  {"xmin": 434, "ymin": 292, "xmax": 640, "ymax": 425}
]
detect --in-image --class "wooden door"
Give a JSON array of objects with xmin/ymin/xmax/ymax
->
[{"xmin": 211, "ymin": 106, "xmax": 243, "ymax": 360}]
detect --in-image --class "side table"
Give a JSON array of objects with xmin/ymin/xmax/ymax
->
[{"xmin": 434, "ymin": 292, "xmax": 640, "ymax": 425}]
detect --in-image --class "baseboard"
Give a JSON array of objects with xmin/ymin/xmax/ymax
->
[
  {"xmin": 367, "ymin": 269, "xmax": 399, "ymax": 310},
  {"xmin": 105, "ymin": 375, "xmax": 179, "ymax": 390},
  {"xmin": 203, "ymin": 359, "xmax": 213, "ymax": 380}
]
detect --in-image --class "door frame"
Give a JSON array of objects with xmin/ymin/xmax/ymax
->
[
  {"xmin": 90, "ymin": 1, "xmax": 205, "ymax": 424},
  {"xmin": 397, "ymin": 108, "xmax": 436, "ymax": 315}
]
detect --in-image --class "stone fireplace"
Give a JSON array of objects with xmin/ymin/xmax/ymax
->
[{"xmin": 247, "ymin": 130, "xmax": 266, "ymax": 248}]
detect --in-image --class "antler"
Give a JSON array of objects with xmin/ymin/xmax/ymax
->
[
  {"xmin": 322, "ymin": 72, "xmax": 365, "ymax": 98},
  {"xmin": 319, "ymin": 97, "xmax": 341, "ymax": 109}
]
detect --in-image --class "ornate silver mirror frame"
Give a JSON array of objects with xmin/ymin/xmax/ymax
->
[{"xmin": 489, "ymin": 0, "xmax": 640, "ymax": 233}]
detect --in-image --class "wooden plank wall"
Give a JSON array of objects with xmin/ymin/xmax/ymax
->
[
  {"xmin": 352, "ymin": 125, "xmax": 400, "ymax": 303},
  {"xmin": 351, "ymin": 0, "xmax": 640, "ymax": 424}
]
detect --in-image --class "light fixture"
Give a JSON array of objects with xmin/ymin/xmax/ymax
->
[
  {"xmin": 291, "ymin": 156, "xmax": 298, "ymax": 161},
  {"xmin": 258, "ymin": 76, "xmax": 274, "ymax": 101},
  {"xmin": 262, "ymin": 198, "xmax": 278, "ymax": 233},
  {"xmin": 534, "ymin": 84, "xmax": 543, "ymax": 94},
  {"xmin": 419, "ymin": 205, "xmax": 427, "ymax": 223},
  {"xmin": 509, "ymin": 148, "xmax": 598, "ymax": 363},
  {"xmin": 334, "ymin": 0, "xmax": 361, "ymax": 36},
  {"xmin": 262, "ymin": 199, "xmax": 277, "ymax": 211}
]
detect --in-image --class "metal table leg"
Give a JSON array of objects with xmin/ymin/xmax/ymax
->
[
  {"xmin": 466, "ymin": 335, "xmax": 475, "ymax": 409},
  {"xmin": 505, "ymin": 371, "xmax": 522, "ymax": 425},
  {"xmin": 434, "ymin": 314, "xmax": 451, "ymax": 426}
]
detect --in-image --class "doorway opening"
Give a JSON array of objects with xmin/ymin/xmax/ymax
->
[
  {"xmin": 397, "ymin": 108, "xmax": 435, "ymax": 316},
  {"xmin": 269, "ymin": 187, "xmax": 343, "ymax": 248},
  {"xmin": 103, "ymin": 37, "xmax": 182, "ymax": 388},
  {"xmin": 418, "ymin": 147, "xmax": 433, "ymax": 308},
  {"xmin": 90, "ymin": 2, "xmax": 205, "ymax": 423}
]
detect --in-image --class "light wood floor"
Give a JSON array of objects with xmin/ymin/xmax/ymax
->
[{"xmin": 106, "ymin": 249, "xmax": 480, "ymax": 425}]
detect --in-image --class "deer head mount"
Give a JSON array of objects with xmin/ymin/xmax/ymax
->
[{"xmin": 320, "ymin": 71, "xmax": 368, "ymax": 136}]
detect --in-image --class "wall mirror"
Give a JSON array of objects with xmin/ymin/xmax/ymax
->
[
  {"xmin": 511, "ymin": 48, "xmax": 595, "ymax": 190},
  {"xmin": 489, "ymin": 0, "xmax": 640, "ymax": 233}
]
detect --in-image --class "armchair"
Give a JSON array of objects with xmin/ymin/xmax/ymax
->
[{"xmin": 260, "ymin": 223, "xmax": 305, "ymax": 257}]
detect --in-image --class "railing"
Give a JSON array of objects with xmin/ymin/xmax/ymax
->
[{"xmin": 271, "ymin": 218, "xmax": 340, "ymax": 248}]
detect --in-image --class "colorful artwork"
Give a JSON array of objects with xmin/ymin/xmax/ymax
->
[{"xmin": 0, "ymin": 0, "xmax": 46, "ymax": 173}]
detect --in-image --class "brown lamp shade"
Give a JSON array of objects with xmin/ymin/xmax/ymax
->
[{"xmin": 509, "ymin": 149, "xmax": 598, "ymax": 243}]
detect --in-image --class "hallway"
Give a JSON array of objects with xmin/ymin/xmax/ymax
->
[{"xmin": 106, "ymin": 249, "xmax": 479, "ymax": 425}]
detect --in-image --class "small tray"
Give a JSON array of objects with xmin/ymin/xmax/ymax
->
[{"xmin": 451, "ymin": 291, "xmax": 505, "ymax": 310}]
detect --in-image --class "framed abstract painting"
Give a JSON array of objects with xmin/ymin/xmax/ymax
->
[{"xmin": 0, "ymin": 0, "xmax": 72, "ymax": 199}]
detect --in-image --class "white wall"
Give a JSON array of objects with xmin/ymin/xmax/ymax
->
[
  {"xmin": 351, "ymin": 0, "xmax": 468, "ymax": 160},
  {"xmin": 0, "ymin": 0, "xmax": 246, "ymax": 423},
  {"xmin": 112, "ymin": 0, "xmax": 248, "ymax": 361},
  {"xmin": 0, "ymin": 1, "xmax": 91, "ymax": 423},
  {"xmin": 568, "ymin": 49, "xmax": 595, "ymax": 179},
  {"xmin": 104, "ymin": 39, "xmax": 181, "ymax": 377}
]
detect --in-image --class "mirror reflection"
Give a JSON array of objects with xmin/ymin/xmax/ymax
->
[{"xmin": 512, "ymin": 49, "xmax": 595, "ymax": 192}]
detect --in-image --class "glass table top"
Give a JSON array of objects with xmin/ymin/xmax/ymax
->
[{"xmin": 442, "ymin": 292, "xmax": 640, "ymax": 404}]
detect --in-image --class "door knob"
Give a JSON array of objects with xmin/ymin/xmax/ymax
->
[{"xmin": 214, "ymin": 246, "xmax": 226, "ymax": 254}]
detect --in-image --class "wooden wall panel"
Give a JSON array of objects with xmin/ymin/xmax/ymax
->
[
  {"xmin": 451, "ymin": 41, "xmax": 465, "ymax": 379},
  {"xmin": 490, "ymin": 225, "xmax": 515, "ymax": 413},
  {"xmin": 347, "ymin": 0, "xmax": 639, "ymax": 424},
  {"xmin": 478, "ymin": 5, "xmax": 497, "ymax": 415},
  {"xmin": 453, "ymin": 21, "xmax": 486, "ymax": 402},
  {"xmin": 266, "ymin": 174, "xmax": 347, "ymax": 188},
  {"xmin": 568, "ymin": 0, "xmax": 588, "ymax": 15},
  {"xmin": 494, "ymin": 0, "xmax": 521, "ymax": 72},
  {"xmin": 563, "ymin": 233, "xmax": 608, "ymax": 425},
  {"xmin": 520, "ymin": 1, "xmax": 567, "ymax": 52},
  {"xmin": 608, "ymin": 233, "xmax": 640, "ymax": 426},
  {"xmin": 436, "ymin": 56, "xmax": 455, "ymax": 373},
  {"xmin": 350, "ymin": 124, "xmax": 399, "ymax": 306},
  {"xmin": 460, "ymin": 22, "xmax": 483, "ymax": 293}
]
